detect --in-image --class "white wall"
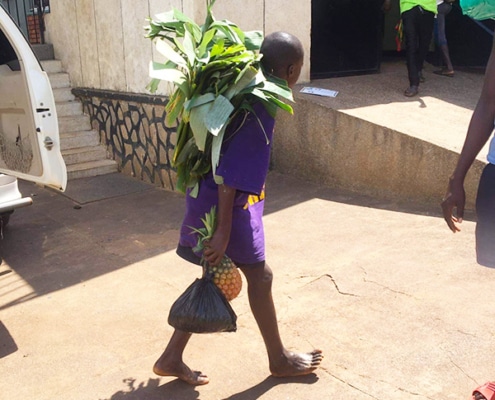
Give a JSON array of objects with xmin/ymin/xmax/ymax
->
[{"xmin": 45, "ymin": 0, "xmax": 311, "ymax": 94}]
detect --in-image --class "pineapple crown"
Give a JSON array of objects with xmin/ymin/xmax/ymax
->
[{"xmin": 190, "ymin": 206, "xmax": 217, "ymax": 253}]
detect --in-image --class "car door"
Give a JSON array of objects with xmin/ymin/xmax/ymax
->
[{"xmin": 0, "ymin": 4, "xmax": 66, "ymax": 192}]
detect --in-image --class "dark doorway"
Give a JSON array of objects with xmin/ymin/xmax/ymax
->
[{"xmin": 311, "ymin": 0, "xmax": 385, "ymax": 79}]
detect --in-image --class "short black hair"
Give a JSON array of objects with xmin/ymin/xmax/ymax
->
[{"xmin": 260, "ymin": 32, "xmax": 304, "ymax": 73}]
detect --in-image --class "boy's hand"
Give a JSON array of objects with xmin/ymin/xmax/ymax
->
[
  {"xmin": 203, "ymin": 230, "xmax": 229, "ymax": 266},
  {"xmin": 441, "ymin": 178, "xmax": 465, "ymax": 233}
]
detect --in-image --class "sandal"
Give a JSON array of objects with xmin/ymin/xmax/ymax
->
[
  {"xmin": 471, "ymin": 382, "xmax": 495, "ymax": 400},
  {"xmin": 433, "ymin": 69, "xmax": 454, "ymax": 77}
]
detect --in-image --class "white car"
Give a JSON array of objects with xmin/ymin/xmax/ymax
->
[{"xmin": 0, "ymin": 4, "xmax": 67, "ymax": 227}]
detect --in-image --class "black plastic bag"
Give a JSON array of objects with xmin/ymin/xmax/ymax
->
[{"xmin": 168, "ymin": 272, "xmax": 237, "ymax": 333}]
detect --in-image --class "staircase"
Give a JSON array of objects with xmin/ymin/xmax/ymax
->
[{"xmin": 40, "ymin": 58, "xmax": 118, "ymax": 180}]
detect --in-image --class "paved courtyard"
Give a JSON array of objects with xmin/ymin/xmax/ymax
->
[{"xmin": 1, "ymin": 169, "xmax": 494, "ymax": 400}]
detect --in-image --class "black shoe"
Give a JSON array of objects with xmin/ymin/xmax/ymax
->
[{"xmin": 404, "ymin": 85, "xmax": 418, "ymax": 97}]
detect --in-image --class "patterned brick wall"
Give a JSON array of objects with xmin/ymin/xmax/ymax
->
[{"xmin": 73, "ymin": 88, "xmax": 178, "ymax": 191}]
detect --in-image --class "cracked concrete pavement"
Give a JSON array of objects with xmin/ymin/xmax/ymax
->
[{"xmin": 1, "ymin": 171, "xmax": 494, "ymax": 400}]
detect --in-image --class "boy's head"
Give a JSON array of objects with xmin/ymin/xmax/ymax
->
[{"xmin": 260, "ymin": 32, "xmax": 304, "ymax": 88}]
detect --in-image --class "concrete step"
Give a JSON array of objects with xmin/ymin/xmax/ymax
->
[
  {"xmin": 60, "ymin": 131, "xmax": 100, "ymax": 151},
  {"xmin": 41, "ymin": 60, "xmax": 63, "ymax": 74},
  {"xmin": 60, "ymin": 130, "xmax": 100, "ymax": 151},
  {"xmin": 53, "ymin": 87, "xmax": 75, "ymax": 103},
  {"xmin": 62, "ymin": 146, "xmax": 108, "ymax": 166},
  {"xmin": 49, "ymin": 72, "xmax": 71, "ymax": 89},
  {"xmin": 40, "ymin": 58, "xmax": 118, "ymax": 181},
  {"xmin": 32, "ymin": 44, "xmax": 54, "ymax": 61},
  {"xmin": 56, "ymin": 101, "xmax": 83, "ymax": 117},
  {"xmin": 58, "ymin": 115, "xmax": 91, "ymax": 133},
  {"xmin": 67, "ymin": 159, "xmax": 118, "ymax": 180}
]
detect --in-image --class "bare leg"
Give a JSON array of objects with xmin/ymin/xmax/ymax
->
[
  {"xmin": 440, "ymin": 44, "xmax": 454, "ymax": 73},
  {"xmin": 153, "ymin": 329, "xmax": 209, "ymax": 385},
  {"xmin": 239, "ymin": 262, "xmax": 323, "ymax": 377}
]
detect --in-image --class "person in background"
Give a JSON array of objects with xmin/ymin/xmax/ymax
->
[
  {"xmin": 399, "ymin": 0, "xmax": 437, "ymax": 97},
  {"xmin": 433, "ymin": 0, "xmax": 455, "ymax": 77},
  {"xmin": 441, "ymin": 36, "xmax": 495, "ymax": 267}
]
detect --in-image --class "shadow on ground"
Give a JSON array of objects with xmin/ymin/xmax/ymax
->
[{"xmin": 100, "ymin": 374, "xmax": 319, "ymax": 400}]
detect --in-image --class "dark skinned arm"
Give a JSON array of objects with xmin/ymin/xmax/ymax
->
[
  {"xmin": 441, "ymin": 38, "xmax": 495, "ymax": 232},
  {"xmin": 203, "ymin": 184, "xmax": 236, "ymax": 266}
]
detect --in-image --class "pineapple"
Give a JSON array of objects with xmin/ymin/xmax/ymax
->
[{"xmin": 192, "ymin": 206, "xmax": 242, "ymax": 301}]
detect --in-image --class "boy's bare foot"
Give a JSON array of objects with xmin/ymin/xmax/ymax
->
[
  {"xmin": 153, "ymin": 360, "xmax": 209, "ymax": 385},
  {"xmin": 270, "ymin": 349, "xmax": 324, "ymax": 377}
]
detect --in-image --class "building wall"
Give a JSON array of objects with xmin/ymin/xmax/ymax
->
[{"xmin": 44, "ymin": 0, "xmax": 311, "ymax": 95}]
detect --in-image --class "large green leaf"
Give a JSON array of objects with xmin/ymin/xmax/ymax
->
[
  {"xmin": 184, "ymin": 92, "xmax": 216, "ymax": 111},
  {"xmin": 198, "ymin": 28, "xmax": 216, "ymax": 59},
  {"xmin": 172, "ymin": 8, "xmax": 197, "ymax": 26},
  {"xmin": 211, "ymin": 122, "xmax": 228, "ymax": 176},
  {"xmin": 154, "ymin": 10, "xmax": 177, "ymax": 24},
  {"xmin": 210, "ymin": 39, "xmax": 225, "ymax": 57},
  {"xmin": 210, "ymin": 21, "xmax": 243, "ymax": 44},
  {"xmin": 165, "ymin": 88, "xmax": 186, "ymax": 126},
  {"xmin": 259, "ymin": 80, "xmax": 293, "ymax": 101},
  {"xmin": 189, "ymin": 102, "xmax": 213, "ymax": 151},
  {"xmin": 224, "ymin": 65, "xmax": 258, "ymax": 99},
  {"xmin": 262, "ymin": 91, "xmax": 294, "ymax": 114},
  {"xmin": 244, "ymin": 31, "xmax": 263, "ymax": 50},
  {"xmin": 175, "ymin": 136, "xmax": 197, "ymax": 165},
  {"xmin": 156, "ymin": 39, "xmax": 187, "ymax": 68},
  {"xmin": 146, "ymin": 78, "xmax": 161, "ymax": 93},
  {"xmin": 149, "ymin": 61, "xmax": 187, "ymax": 86},
  {"xmin": 205, "ymin": 95, "xmax": 234, "ymax": 136},
  {"xmin": 182, "ymin": 28, "xmax": 197, "ymax": 66}
]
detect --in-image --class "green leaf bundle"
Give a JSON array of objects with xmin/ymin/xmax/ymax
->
[{"xmin": 145, "ymin": 0, "xmax": 294, "ymax": 194}]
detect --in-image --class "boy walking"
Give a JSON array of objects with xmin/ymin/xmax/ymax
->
[{"xmin": 153, "ymin": 32, "xmax": 323, "ymax": 385}]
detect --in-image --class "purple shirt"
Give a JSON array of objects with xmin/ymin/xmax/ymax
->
[{"xmin": 179, "ymin": 102, "xmax": 275, "ymax": 265}]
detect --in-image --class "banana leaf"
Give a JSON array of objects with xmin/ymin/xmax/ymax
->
[
  {"xmin": 205, "ymin": 95, "xmax": 234, "ymax": 136},
  {"xmin": 146, "ymin": 0, "xmax": 295, "ymax": 194}
]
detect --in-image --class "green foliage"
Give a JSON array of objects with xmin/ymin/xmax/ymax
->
[
  {"xmin": 191, "ymin": 206, "xmax": 217, "ymax": 253},
  {"xmin": 145, "ymin": 0, "xmax": 294, "ymax": 194}
]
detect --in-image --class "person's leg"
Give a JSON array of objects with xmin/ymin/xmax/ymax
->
[
  {"xmin": 153, "ymin": 329, "xmax": 209, "ymax": 385},
  {"xmin": 434, "ymin": 3, "xmax": 454, "ymax": 74},
  {"xmin": 475, "ymin": 164, "xmax": 495, "ymax": 268},
  {"xmin": 402, "ymin": 7, "xmax": 420, "ymax": 95},
  {"xmin": 416, "ymin": 8, "xmax": 435, "ymax": 75},
  {"xmin": 239, "ymin": 261, "xmax": 323, "ymax": 377},
  {"xmin": 154, "ymin": 245, "xmax": 208, "ymax": 384}
]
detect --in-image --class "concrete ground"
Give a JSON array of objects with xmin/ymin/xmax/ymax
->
[
  {"xmin": 2, "ymin": 59, "xmax": 495, "ymax": 400},
  {"xmin": 1, "ymin": 169, "xmax": 494, "ymax": 400}
]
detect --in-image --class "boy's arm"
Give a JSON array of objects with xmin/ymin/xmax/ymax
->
[
  {"xmin": 441, "ymin": 38, "xmax": 495, "ymax": 232},
  {"xmin": 203, "ymin": 184, "xmax": 236, "ymax": 266}
]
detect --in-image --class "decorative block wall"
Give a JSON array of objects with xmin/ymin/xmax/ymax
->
[{"xmin": 73, "ymin": 88, "xmax": 178, "ymax": 191}]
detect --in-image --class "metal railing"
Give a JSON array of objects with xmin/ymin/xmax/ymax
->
[{"xmin": 1, "ymin": 0, "xmax": 49, "ymax": 44}]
